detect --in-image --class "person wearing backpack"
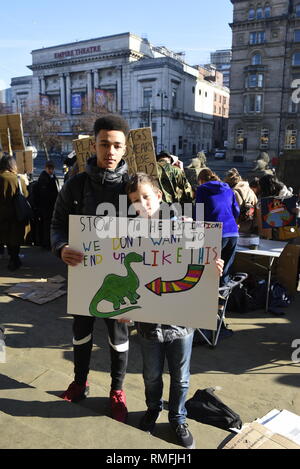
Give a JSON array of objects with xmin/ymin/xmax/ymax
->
[
  {"xmin": 224, "ymin": 168, "xmax": 258, "ymax": 235},
  {"xmin": 156, "ymin": 151, "xmax": 194, "ymax": 205}
]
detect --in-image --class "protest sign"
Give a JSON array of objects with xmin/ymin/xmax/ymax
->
[
  {"xmin": 261, "ymin": 196, "xmax": 297, "ymax": 229},
  {"xmin": 124, "ymin": 127, "xmax": 158, "ymax": 177},
  {"xmin": 67, "ymin": 215, "xmax": 222, "ymax": 329},
  {"xmin": 7, "ymin": 114, "xmax": 25, "ymax": 151},
  {"xmin": 15, "ymin": 150, "xmax": 33, "ymax": 174},
  {"xmin": 0, "ymin": 116, "xmax": 12, "ymax": 154},
  {"xmin": 73, "ymin": 136, "xmax": 95, "ymax": 173}
]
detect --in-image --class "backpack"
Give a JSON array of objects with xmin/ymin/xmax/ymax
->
[
  {"xmin": 235, "ymin": 188, "xmax": 255, "ymax": 223},
  {"xmin": 186, "ymin": 387, "xmax": 243, "ymax": 431}
]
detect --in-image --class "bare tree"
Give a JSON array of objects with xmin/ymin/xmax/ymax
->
[{"xmin": 22, "ymin": 101, "xmax": 64, "ymax": 161}]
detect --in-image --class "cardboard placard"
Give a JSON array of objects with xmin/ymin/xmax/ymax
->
[
  {"xmin": 223, "ymin": 422, "xmax": 300, "ymax": 449},
  {"xmin": 73, "ymin": 136, "xmax": 95, "ymax": 173},
  {"xmin": 67, "ymin": 215, "xmax": 222, "ymax": 329},
  {"xmin": 124, "ymin": 127, "xmax": 158, "ymax": 177},
  {"xmin": 0, "ymin": 116, "xmax": 12, "ymax": 153},
  {"xmin": 15, "ymin": 150, "xmax": 33, "ymax": 174},
  {"xmin": 7, "ymin": 114, "xmax": 25, "ymax": 151}
]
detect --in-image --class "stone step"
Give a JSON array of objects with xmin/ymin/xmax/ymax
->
[{"xmin": 1, "ymin": 360, "xmax": 181, "ymax": 449}]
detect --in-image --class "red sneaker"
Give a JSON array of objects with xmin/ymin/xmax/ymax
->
[
  {"xmin": 110, "ymin": 389, "xmax": 128, "ymax": 423},
  {"xmin": 60, "ymin": 381, "xmax": 89, "ymax": 402}
]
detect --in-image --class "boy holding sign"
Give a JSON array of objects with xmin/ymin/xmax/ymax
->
[{"xmin": 51, "ymin": 114, "xmax": 131, "ymax": 423}]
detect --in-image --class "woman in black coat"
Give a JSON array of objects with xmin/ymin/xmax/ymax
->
[{"xmin": 0, "ymin": 156, "xmax": 29, "ymax": 271}]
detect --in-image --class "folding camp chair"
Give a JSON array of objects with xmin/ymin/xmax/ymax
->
[{"xmin": 196, "ymin": 272, "xmax": 248, "ymax": 348}]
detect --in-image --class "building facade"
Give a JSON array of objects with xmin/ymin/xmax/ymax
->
[
  {"xmin": 210, "ymin": 49, "xmax": 232, "ymax": 88},
  {"xmin": 10, "ymin": 32, "xmax": 229, "ymax": 157},
  {"xmin": 228, "ymin": 0, "xmax": 300, "ymax": 162}
]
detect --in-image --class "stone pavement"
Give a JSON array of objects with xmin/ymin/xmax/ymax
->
[{"xmin": 0, "ymin": 245, "xmax": 300, "ymax": 450}]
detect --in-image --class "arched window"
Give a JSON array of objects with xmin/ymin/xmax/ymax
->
[
  {"xmin": 256, "ymin": 7, "xmax": 263, "ymax": 19},
  {"xmin": 248, "ymin": 8, "xmax": 255, "ymax": 20},
  {"xmin": 251, "ymin": 53, "xmax": 262, "ymax": 65},
  {"xmin": 264, "ymin": 4, "xmax": 271, "ymax": 18}
]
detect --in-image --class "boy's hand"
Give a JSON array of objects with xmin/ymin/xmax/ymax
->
[{"xmin": 61, "ymin": 245, "xmax": 84, "ymax": 266}]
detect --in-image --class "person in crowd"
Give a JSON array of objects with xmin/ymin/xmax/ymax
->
[
  {"xmin": 156, "ymin": 150, "xmax": 194, "ymax": 204},
  {"xmin": 51, "ymin": 114, "xmax": 131, "ymax": 423},
  {"xmin": 257, "ymin": 174, "xmax": 294, "ymax": 238},
  {"xmin": 196, "ymin": 168, "xmax": 239, "ymax": 286},
  {"xmin": 224, "ymin": 168, "xmax": 258, "ymax": 234},
  {"xmin": 33, "ymin": 161, "xmax": 59, "ymax": 249},
  {"xmin": 126, "ymin": 172, "xmax": 223, "ymax": 449},
  {"xmin": 0, "ymin": 156, "xmax": 29, "ymax": 271},
  {"xmin": 249, "ymin": 177, "xmax": 260, "ymax": 196}
]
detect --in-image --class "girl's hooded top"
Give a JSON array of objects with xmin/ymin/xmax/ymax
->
[{"xmin": 196, "ymin": 181, "xmax": 240, "ymax": 237}]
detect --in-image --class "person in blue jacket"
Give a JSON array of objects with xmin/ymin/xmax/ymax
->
[{"xmin": 196, "ymin": 168, "xmax": 240, "ymax": 286}]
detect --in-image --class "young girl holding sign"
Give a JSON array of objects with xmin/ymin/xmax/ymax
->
[{"xmin": 126, "ymin": 172, "xmax": 223, "ymax": 449}]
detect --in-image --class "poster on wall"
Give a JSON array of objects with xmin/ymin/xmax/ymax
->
[
  {"xmin": 71, "ymin": 93, "xmax": 84, "ymax": 115},
  {"xmin": 40, "ymin": 94, "xmax": 50, "ymax": 108},
  {"xmin": 95, "ymin": 89, "xmax": 115, "ymax": 112},
  {"xmin": 67, "ymin": 215, "xmax": 222, "ymax": 329},
  {"xmin": 261, "ymin": 196, "xmax": 297, "ymax": 229}
]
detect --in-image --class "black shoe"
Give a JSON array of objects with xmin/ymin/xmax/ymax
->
[
  {"xmin": 173, "ymin": 423, "xmax": 195, "ymax": 449},
  {"xmin": 139, "ymin": 409, "xmax": 161, "ymax": 433}
]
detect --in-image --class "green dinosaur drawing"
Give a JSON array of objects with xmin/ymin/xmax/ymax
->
[{"xmin": 89, "ymin": 252, "xmax": 143, "ymax": 318}]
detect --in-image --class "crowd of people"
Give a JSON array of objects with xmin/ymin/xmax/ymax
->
[{"xmin": 0, "ymin": 112, "xmax": 299, "ymax": 449}]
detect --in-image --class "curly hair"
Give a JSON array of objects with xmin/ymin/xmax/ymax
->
[{"xmin": 93, "ymin": 113, "xmax": 129, "ymax": 138}]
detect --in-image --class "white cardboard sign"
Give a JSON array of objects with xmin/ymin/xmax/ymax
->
[{"xmin": 67, "ymin": 215, "xmax": 222, "ymax": 329}]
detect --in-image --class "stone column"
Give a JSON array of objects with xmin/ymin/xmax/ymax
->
[
  {"xmin": 60, "ymin": 74, "xmax": 66, "ymax": 114},
  {"xmin": 93, "ymin": 69, "xmax": 99, "ymax": 89},
  {"xmin": 87, "ymin": 70, "xmax": 93, "ymax": 110},
  {"xmin": 65, "ymin": 73, "xmax": 71, "ymax": 115},
  {"xmin": 40, "ymin": 76, "xmax": 46, "ymax": 94}
]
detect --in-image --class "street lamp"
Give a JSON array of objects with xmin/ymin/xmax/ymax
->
[{"xmin": 157, "ymin": 90, "xmax": 168, "ymax": 152}]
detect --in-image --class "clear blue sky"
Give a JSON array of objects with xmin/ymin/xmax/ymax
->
[{"xmin": 0, "ymin": 0, "xmax": 233, "ymax": 90}]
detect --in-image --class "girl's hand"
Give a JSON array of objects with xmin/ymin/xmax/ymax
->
[{"xmin": 215, "ymin": 258, "xmax": 224, "ymax": 277}]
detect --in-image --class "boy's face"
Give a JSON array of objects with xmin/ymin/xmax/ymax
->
[
  {"xmin": 129, "ymin": 183, "xmax": 162, "ymax": 218},
  {"xmin": 94, "ymin": 129, "xmax": 126, "ymax": 170}
]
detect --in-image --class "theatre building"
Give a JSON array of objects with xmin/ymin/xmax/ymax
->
[{"xmin": 10, "ymin": 32, "xmax": 229, "ymax": 157}]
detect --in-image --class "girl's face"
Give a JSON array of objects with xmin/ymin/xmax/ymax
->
[{"xmin": 129, "ymin": 183, "xmax": 162, "ymax": 218}]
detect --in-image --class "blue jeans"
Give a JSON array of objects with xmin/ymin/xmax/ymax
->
[
  {"xmin": 139, "ymin": 332, "xmax": 194, "ymax": 427},
  {"xmin": 220, "ymin": 236, "xmax": 238, "ymax": 286}
]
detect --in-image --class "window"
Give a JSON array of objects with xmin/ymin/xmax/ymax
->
[
  {"xmin": 236, "ymin": 128, "xmax": 244, "ymax": 149},
  {"xmin": 172, "ymin": 88, "xmax": 177, "ymax": 108},
  {"xmin": 244, "ymin": 94, "xmax": 263, "ymax": 113},
  {"xmin": 260, "ymin": 129, "xmax": 269, "ymax": 148},
  {"xmin": 143, "ymin": 87, "xmax": 152, "ymax": 107},
  {"xmin": 295, "ymin": 30, "xmax": 300, "ymax": 42},
  {"xmin": 264, "ymin": 5, "xmax": 271, "ymax": 18},
  {"xmin": 249, "ymin": 31, "xmax": 265, "ymax": 44},
  {"xmin": 247, "ymin": 73, "xmax": 264, "ymax": 88},
  {"xmin": 296, "ymin": 4, "xmax": 300, "ymax": 17},
  {"xmin": 292, "ymin": 52, "xmax": 300, "ymax": 65},
  {"xmin": 152, "ymin": 122, "xmax": 157, "ymax": 132},
  {"xmin": 289, "ymin": 97, "xmax": 298, "ymax": 113},
  {"xmin": 178, "ymin": 136, "xmax": 183, "ymax": 150},
  {"xmin": 256, "ymin": 7, "xmax": 263, "ymax": 19},
  {"xmin": 251, "ymin": 53, "xmax": 262, "ymax": 65},
  {"xmin": 285, "ymin": 128, "xmax": 297, "ymax": 149},
  {"xmin": 248, "ymin": 8, "xmax": 255, "ymax": 20}
]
